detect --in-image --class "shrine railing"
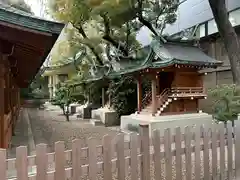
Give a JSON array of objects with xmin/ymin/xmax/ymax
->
[{"xmin": 171, "ymin": 87, "xmax": 205, "ymax": 94}]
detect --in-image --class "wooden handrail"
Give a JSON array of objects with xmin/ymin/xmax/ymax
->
[
  {"xmin": 142, "ymin": 91, "xmax": 152, "ymax": 108},
  {"xmin": 158, "ymin": 88, "xmax": 170, "ymax": 107},
  {"xmin": 171, "ymin": 87, "xmax": 204, "ymax": 94}
]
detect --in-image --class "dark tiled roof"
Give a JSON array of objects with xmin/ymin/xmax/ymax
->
[
  {"xmin": 65, "ymin": 39, "xmax": 222, "ymax": 86},
  {"xmin": 160, "ymin": 43, "xmax": 221, "ymax": 64}
]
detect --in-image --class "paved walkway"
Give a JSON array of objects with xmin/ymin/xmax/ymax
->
[
  {"xmin": 7, "ymin": 108, "xmax": 35, "ymax": 158},
  {"xmin": 7, "ymin": 107, "xmax": 122, "ymax": 157}
]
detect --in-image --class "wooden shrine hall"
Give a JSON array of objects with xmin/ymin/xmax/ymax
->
[
  {"xmin": 133, "ymin": 39, "xmax": 222, "ymax": 116},
  {"xmin": 0, "ymin": 4, "xmax": 64, "ymax": 148}
]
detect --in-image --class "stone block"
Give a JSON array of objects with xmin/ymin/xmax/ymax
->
[
  {"xmin": 91, "ymin": 108, "xmax": 118, "ymax": 126},
  {"xmin": 70, "ymin": 104, "xmax": 79, "ymax": 114}
]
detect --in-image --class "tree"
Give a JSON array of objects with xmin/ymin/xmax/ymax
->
[
  {"xmin": 47, "ymin": 0, "xmax": 181, "ymax": 67},
  {"xmin": 51, "ymin": 83, "xmax": 75, "ymax": 121},
  {"xmin": 209, "ymin": 0, "xmax": 240, "ymax": 84},
  {"xmin": 47, "ymin": 0, "xmax": 181, "ymax": 118}
]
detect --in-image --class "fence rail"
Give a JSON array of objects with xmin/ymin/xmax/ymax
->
[{"xmin": 2, "ymin": 121, "xmax": 240, "ymax": 180}]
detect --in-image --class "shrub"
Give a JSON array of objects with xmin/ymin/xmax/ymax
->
[
  {"xmin": 209, "ymin": 84, "xmax": 240, "ymax": 124},
  {"xmin": 107, "ymin": 76, "xmax": 137, "ymax": 118},
  {"xmin": 51, "ymin": 83, "xmax": 75, "ymax": 121}
]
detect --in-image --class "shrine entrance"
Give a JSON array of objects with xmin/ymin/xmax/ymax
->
[{"xmin": 157, "ymin": 72, "xmax": 175, "ymax": 95}]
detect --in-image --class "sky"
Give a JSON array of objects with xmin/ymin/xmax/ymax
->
[{"xmin": 25, "ymin": 0, "xmax": 50, "ymax": 19}]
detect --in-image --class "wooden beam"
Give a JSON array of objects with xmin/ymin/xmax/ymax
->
[
  {"xmin": 0, "ymin": 54, "xmax": 5, "ymax": 148},
  {"xmin": 151, "ymin": 75, "xmax": 157, "ymax": 116},
  {"xmin": 0, "ymin": 24, "xmax": 51, "ymax": 50},
  {"xmin": 0, "ymin": 21, "xmax": 52, "ymax": 36},
  {"xmin": 137, "ymin": 76, "xmax": 142, "ymax": 113}
]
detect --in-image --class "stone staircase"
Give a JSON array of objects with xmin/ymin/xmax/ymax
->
[
  {"xmin": 158, "ymin": 98, "xmax": 172, "ymax": 115},
  {"xmin": 141, "ymin": 88, "xmax": 172, "ymax": 115}
]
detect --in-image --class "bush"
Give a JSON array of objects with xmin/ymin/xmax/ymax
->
[
  {"xmin": 107, "ymin": 76, "xmax": 137, "ymax": 118},
  {"xmin": 209, "ymin": 84, "xmax": 240, "ymax": 123},
  {"xmin": 51, "ymin": 83, "xmax": 75, "ymax": 121}
]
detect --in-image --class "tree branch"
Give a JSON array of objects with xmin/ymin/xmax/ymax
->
[
  {"xmin": 126, "ymin": 22, "xmax": 131, "ymax": 53},
  {"xmin": 72, "ymin": 23, "xmax": 104, "ymax": 66},
  {"xmin": 101, "ymin": 14, "xmax": 129, "ymax": 56},
  {"xmin": 105, "ymin": 43, "xmax": 112, "ymax": 61},
  {"xmin": 136, "ymin": 0, "xmax": 158, "ymax": 36}
]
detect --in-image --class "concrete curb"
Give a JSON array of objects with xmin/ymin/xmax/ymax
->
[
  {"xmin": 7, "ymin": 109, "xmax": 37, "ymax": 179},
  {"xmin": 24, "ymin": 109, "xmax": 36, "ymax": 155}
]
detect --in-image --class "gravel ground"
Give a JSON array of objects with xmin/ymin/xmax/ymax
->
[
  {"xmin": 25, "ymin": 108, "xmax": 234, "ymax": 180},
  {"xmin": 27, "ymin": 108, "xmax": 119, "ymax": 152}
]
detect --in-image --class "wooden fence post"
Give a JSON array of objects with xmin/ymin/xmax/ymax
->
[
  {"xmin": 164, "ymin": 128, "xmax": 172, "ymax": 180},
  {"xmin": 88, "ymin": 138, "xmax": 97, "ymax": 180},
  {"xmin": 139, "ymin": 124, "xmax": 150, "ymax": 180},
  {"xmin": 152, "ymin": 129, "xmax": 161, "ymax": 180},
  {"xmin": 103, "ymin": 135, "xmax": 112, "ymax": 180},
  {"xmin": 235, "ymin": 120, "xmax": 240, "ymax": 179},
  {"xmin": 130, "ymin": 133, "xmax": 138, "ymax": 180},
  {"xmin": 16, "ymin": 146, "xmax": 28, "ymax": 180},
  {"xmin": 72, "ymin": 139, "xmax": 82, "ymax": 180},
  {"xmin": 36, "ymin": 144, "xmax": 47, "ymax": 180},
  {"xmin": 116, "ymin": 133, "xmax": 125, "ymax": 180},
  {"xmin": 0, "ymin": 149, "xmax": 6, "ymax": 180},
  {"xmin": 55, "ymin": 141, "xmax": 65, "ymax": 180}
]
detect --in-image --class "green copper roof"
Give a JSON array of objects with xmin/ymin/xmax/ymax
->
[
  {"xmin": 0, "ymin": 3, "xmax": 64, "ymax": 34},
  {"xmin": 69, "ymin": 39, "xmax": 222, "ymax": 86}
]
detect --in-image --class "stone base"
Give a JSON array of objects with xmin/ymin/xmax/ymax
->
[
  {"xmin": 70, "ymin": 103, "xmax": 80, "ymax": 114},
  {"xmin": 121, "ymin": 113, "xmax": 214, "ymax": 136},
  {"xmin": 90, "ymin": 119, "xmax": 104, "ymax": 126},
  {"xmin": 75, "ymin": 103, "xmax": 100, "ymax": 119},
  {"xmin": 91, "ymin": 107, "xmax": 118, "ymax": 126}
]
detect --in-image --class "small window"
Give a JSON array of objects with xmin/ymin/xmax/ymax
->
[
  {"xmin": 195, "ymin": 23, "xmax": 206, "ymax": 38},
  {"xmin": 208, "ymin": 19, "xmax": 218, "ymax": 35},
  {"xmin": 229, "ymin": 8, "xmax": 240, "ymax": 26}
]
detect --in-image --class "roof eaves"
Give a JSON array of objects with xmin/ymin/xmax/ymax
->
[{"xmin": 0, "ymin": 6, "xmax": 64, "ymax": 34}]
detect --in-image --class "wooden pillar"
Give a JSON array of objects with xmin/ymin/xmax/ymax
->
[
  {"xmin": 0, "ymin": 56, "xmax": 5, "ymax": 148},
  {"xmin": 102, "ymin": 87, "xmax": 105, "ymax": 107},
  {"xmin": 137, "ymin": 76, "xmax": 142, "ymax": 113},
  {"xmin": 151, "ymin": 75, "xmax": 157, "ymax": 115}
]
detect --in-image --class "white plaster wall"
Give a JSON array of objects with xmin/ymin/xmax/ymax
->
[{"xmin": 121, "ymin": 113, "xmax": 214, "ymax": 137}]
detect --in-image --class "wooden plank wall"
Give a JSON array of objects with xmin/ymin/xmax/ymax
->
[{"xmin": 0, "ymin": 54, "xmax": 20, "ymax": 148}]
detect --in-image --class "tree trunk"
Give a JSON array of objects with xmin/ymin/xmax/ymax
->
[
  {"xmin": 209, "ymin": 0, "xmax": 240, "ymax": 84},
  {"xmin": 61, "ymin": 107, "xmax": 65, "ymax": 115},
  {"xmin": 65, "ymin": 114, "xmax": 70, "ymax": 122},
  {"xmin": 65, "ymin": 106, "xmax": 70, "ymax": 121}
]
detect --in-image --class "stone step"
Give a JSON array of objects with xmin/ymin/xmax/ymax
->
[{"xmin": 90, "ymin": 119, "xmax": 104, "ymax": 126}]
